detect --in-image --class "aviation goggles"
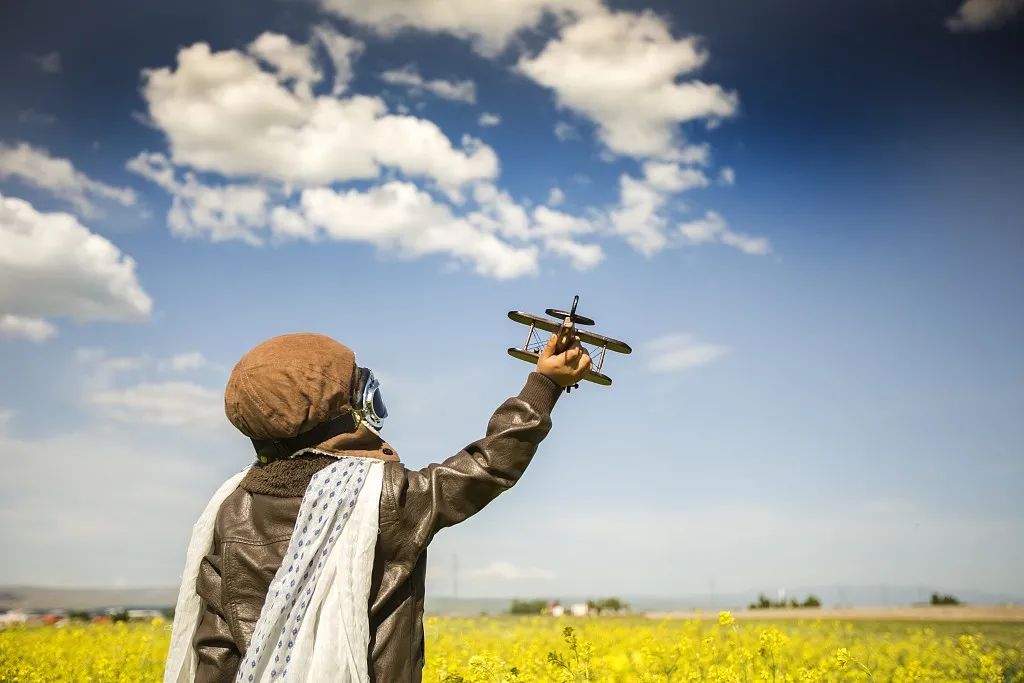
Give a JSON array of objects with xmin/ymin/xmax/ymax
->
[{"xmin": 353, "ymin": 366, "xmax": 388, "ymax": 430}]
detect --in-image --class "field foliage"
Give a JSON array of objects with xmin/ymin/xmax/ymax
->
[{"xmin": 0, "ymin": 615, "xmax": 1021, "ymax": 682}]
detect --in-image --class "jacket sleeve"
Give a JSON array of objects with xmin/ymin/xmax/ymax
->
[
  {"xmin": 379, "ymin": 372, "xmax": 561, "ymax": 556},
  {"xmin": 193, "ymin": 527, "xmax": 242, "ymax": 683}
]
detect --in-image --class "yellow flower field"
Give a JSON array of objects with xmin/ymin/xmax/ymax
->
[{"xmin": 1, "ymin": 615, "xmax": 1021, "ymax": 682}]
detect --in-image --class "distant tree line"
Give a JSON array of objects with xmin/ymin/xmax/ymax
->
[
  {"xmin": 508, "ymin": 597, "xmax": 630, "ymax": 615},
  {"xmin": 509, "ymin": 599, "xmax": 548, "ymax": 615},
  {"xmin": 748, "ymin": 593, "xmax": 821, "ymax": 610},
  {"xmin": 930, "ymin": 592, "xmax": 961, "ymax": 605}
]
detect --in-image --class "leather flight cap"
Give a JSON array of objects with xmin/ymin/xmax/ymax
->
[{"xmin": 251, "ymin": 411, "xmax": 359, "ymax": 463}]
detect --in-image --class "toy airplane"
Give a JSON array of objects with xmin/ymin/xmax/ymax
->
[{"xmin": 507, "ymin": 294, "xmax": 631, "ymax": 389}]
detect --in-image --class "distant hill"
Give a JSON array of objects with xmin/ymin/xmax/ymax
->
[
  {"xmin": 0, "ymin": 586, "xmax": 178, "ymax": 611},
  {"xmin": 3, "ymin": 584, "xmax": 1020, "ymax": 613}
]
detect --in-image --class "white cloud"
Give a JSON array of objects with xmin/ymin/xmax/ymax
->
[
  {"xmin": 316, "ymin": 0, "xmax": 600, "ymax": 56},
  {"xmin": 29, "ymin": 51, "xmax": 62, "ymax": 74},
  {"xmin": 312, "ymin": 24, "xmax": 364, "ymax": 96},
  {"xmin": 0, "ymin": 194, "xmax": 152, "ymax": 328},
  {"xmin": 679, "ymin": 210, "xmax": 771, "ymax": 255},
  {"xmin": 0, "ymin": 142, "xmax": 136, "ymax": 217},
  {"xmin": 381, "ymin": 65, "xmax": 477, "ymax": 103},
  {"xmin": 91, "ymin": 381, "xmax": 224, "ymax": 430},
  {"xmin": 547, "ymin": 187, "xmax": 565, "ymax": 206},
  {"xmin": 293, "ymin": 182, "xmax": 540, "ymax": 279},
  {"xmin": 468, "ymin": 185, "xmax": 602, "ymax": 270},
  {"xmin": 0, "ymin": 315, "xmax": 57, "ymax": 343},
  {"xmin": 531, "ymin": 205, "xmax": 589, "ymax": 237},
  {"xmin": 519, "ymin": 10, "xmax": 738, "ymax": 159},
  {"xmin": 478, "ymin": 112, "xmax": 502, "ymax": 127},
  {"xmin": 130, "ymin": 152, "xmax": 597, "ymax": 277},
  {"xmin": 718, "ymin": 166, "xmax": 735, "ymax": 185},
  {"xmin": 608, "ymin": 174, "xmax": 671, "ymax": 254},
  {"xmin": 668, "ymin": 143, "xmax": 712, "ymax": 166},
  {"xmin": 607, "ymin": 165, "xmax": 765, "ymax": 257},
  {"xmin": 0, "ymin": 424, "xmax": 246, "ymax": 586},
  {"xmin": 469, "ymin": 182, "xmax": 532, "ymax": 240},
  {"xmin": 553, "ymin": 121, "xmax": 579, "ymax": 141},
  {"xmin": 127, "ymin": 152, "xmax": 271, "ymax": 245},
  {"xmin": 76, "ymin": 348, "xmax": 149, "ymax": 390},
  {"xmin": 159, "ymin": 351, "xmax": 207, "ymax": 373},
  {"xmin": 17, "ymin": 109, "xmax": 57, "ymax": 126},
  {"xmin": 642, "ymin": 162, "xmax": 709, "ymax": 193},
  {"xmin": 531, "ymin": 205, "xmax": 603, "ymax": 269},
  {"xmin": 469, "ymin": 560, "xmax": 556, "ymax": 581},
  {"xmin": 644, "ymin": 333, "xmax": 727, "ymax": 373},
  {"xmin": 248, "ymin": 31, "xmax": 321, "ymax": 94},
  {"xmin": 543, "ymin": 237, "xmax": 604, "ymax": 270},
  {"xmin": 142, "ymin": 38, "xmax": 498, "ymax": 191},
  {"xmin": 946, "ymin": 0, "xmax": 1024, "ymax": 31}
]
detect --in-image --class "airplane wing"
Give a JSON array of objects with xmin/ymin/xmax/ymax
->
[
  {"xmin": 507, "ymin": 311, "xmax": 632, "ymax": 355},
  {"xmin": 506, "ymin": 348, "xmax": 613, "ymax": 385}
]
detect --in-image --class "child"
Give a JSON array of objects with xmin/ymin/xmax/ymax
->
[{"xmin": 165, "ymin": 330, "xmax": 591, "ymax": 682}]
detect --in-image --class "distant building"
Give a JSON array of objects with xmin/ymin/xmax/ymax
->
[
  {"xmin": 0, "ymin": 610, "xmax": 29, "ymax": 626},
  {"xmin": 569, "ymin": 602, "xmax": 590, "ymax": 617},
  {"xmin": 126, "ymin": 609, "xmax": 164, "ymax": 621}
]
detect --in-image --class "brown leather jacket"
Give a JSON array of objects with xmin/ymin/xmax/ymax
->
[{"xmin": 192, "ymin": 372, "xmax": 561, "ymax": 682}]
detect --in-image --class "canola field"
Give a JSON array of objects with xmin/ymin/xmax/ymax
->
[{"xmin": 1, "ymin": 614, "xmax": 1022, "ymax": 682}]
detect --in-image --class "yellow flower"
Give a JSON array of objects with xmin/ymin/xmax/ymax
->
[
  {"xmin": 718, "ymin": 611, "xmax": 735, "ymax": 627},
  {"xmin": 835, "ymin": 647, "xmax": 851, "ymax": 668}
]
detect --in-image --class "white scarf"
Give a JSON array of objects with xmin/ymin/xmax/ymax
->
[{"xmin": 164, "ymin": 457, "xmax": 384, "ymax": 683}]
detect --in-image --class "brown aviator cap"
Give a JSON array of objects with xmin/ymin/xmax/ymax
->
[{"xmin": 224, "ymin": 333, "xmax": 398, "ymax": 462}]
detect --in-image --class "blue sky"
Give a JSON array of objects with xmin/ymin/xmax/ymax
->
[{"xmin": 0, "ymin": 0, "xmax": 1022, "ymax": 600}]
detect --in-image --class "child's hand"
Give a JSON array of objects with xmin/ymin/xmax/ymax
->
[{"xmin": 536, "ymin": 320, "xmax": 592, "ymax": 388}]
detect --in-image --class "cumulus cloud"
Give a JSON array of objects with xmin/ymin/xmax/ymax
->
[
  {"xmin": 0, "ymin": 142, "xmax": 136, "ymax": 217},
  {"xmin": 28, "ymin": 51, "xmax": 62, "ymax": 74},
  {"xmin": 77, "ymin": 347, "xmax": 217, "ymax": 391},
  {"xmin": 295, "ymin": 182, "xmax": 540, "ymax": 279},
  {"xmin": 265, "ymin": 181, "xmax": 603, "ymax": 276},
  {"xmin": 91, "ymin": 381, "xmax": 224, "ymax": 430},
  {"xmin": 248, "ymin": 31, "xmax": 321, "ymax": 93},
  {"xmin": 469, "ymin": 184, "xmax": 602, "ymax": 270},
  {"xmin": 316, "ymin": 0, "xmax": 600, "ymax": 56},
  {"xmin": 141, "ymin": 37, "xmax": 498, "ymax": 191},
  {"xmin": 381, "ymin": 65, "xmax": 477, "ymax": 103},
  {"xmin": 159, "ymin": 351, "xmax": 207, "ymax": 373},
  {"xmin": 130, "ymin": 25, "xmax": 747, "ymax": 276},
  {"xmin": 678, "ymin": 210, "xmax": 771, "ymax": 255},
  {"xmin": 553, "ymin": 121, "xmax": 579, "ymax": 141},
  {"xmin": 312, "ymin": 24, "xmax": 364, "ymax": 96},
  {"xmin": 469, "ymin": 560, "xmax": 556, "ymax": 581},
  {"xmin": 0, "ymin": 315, "xmax": 57, "ymax": 343},
  {"xmin": 478, "ymin": 112, "xmax": 502, "ymax": 127},
  {"xmin": 0, "ymin": 423, "xmax": 246, "ymax": 586},
  {"xmin": 519, "ymin": 10, "xmax": 738, "ymax": 159},
  {"xmin": 718, "ymin": 166, "xmax": 736, "ymax": 185},
  {"xmin": 642, "ymin": 161, "xmax": 709, "ymax": 193},
  {"xmin": 946, "ymin": 0, "xmax": 1024, "ymax": 31},
  {"xmin": 127, "ymin": 151, "xmax": 271, "ymax": 245},
  {"xmin": 608, "ymin": 174, "xmax": 672, "ymax": 254},
  {"xmin": 17, "ymin": 109, "xmax": 57, "ymax": 126},
  {"xmin": 129, "ymin": 154, "xmax": 596, "ymax": 277},
  {"xmin": 644, "ymin": 333, "xmax": 727, "ymax": 373},
  {"xmin": 0, "ymin": 194, "xmax": 152, "ymax": 336},
  {"xmin": 531, "ymin": 205, "xmax": 603, "ymax": 269}
]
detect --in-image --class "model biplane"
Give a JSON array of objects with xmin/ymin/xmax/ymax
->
[{"xmin": 507, "ymin": 295, "xmax": 631, "ymax": 389}]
